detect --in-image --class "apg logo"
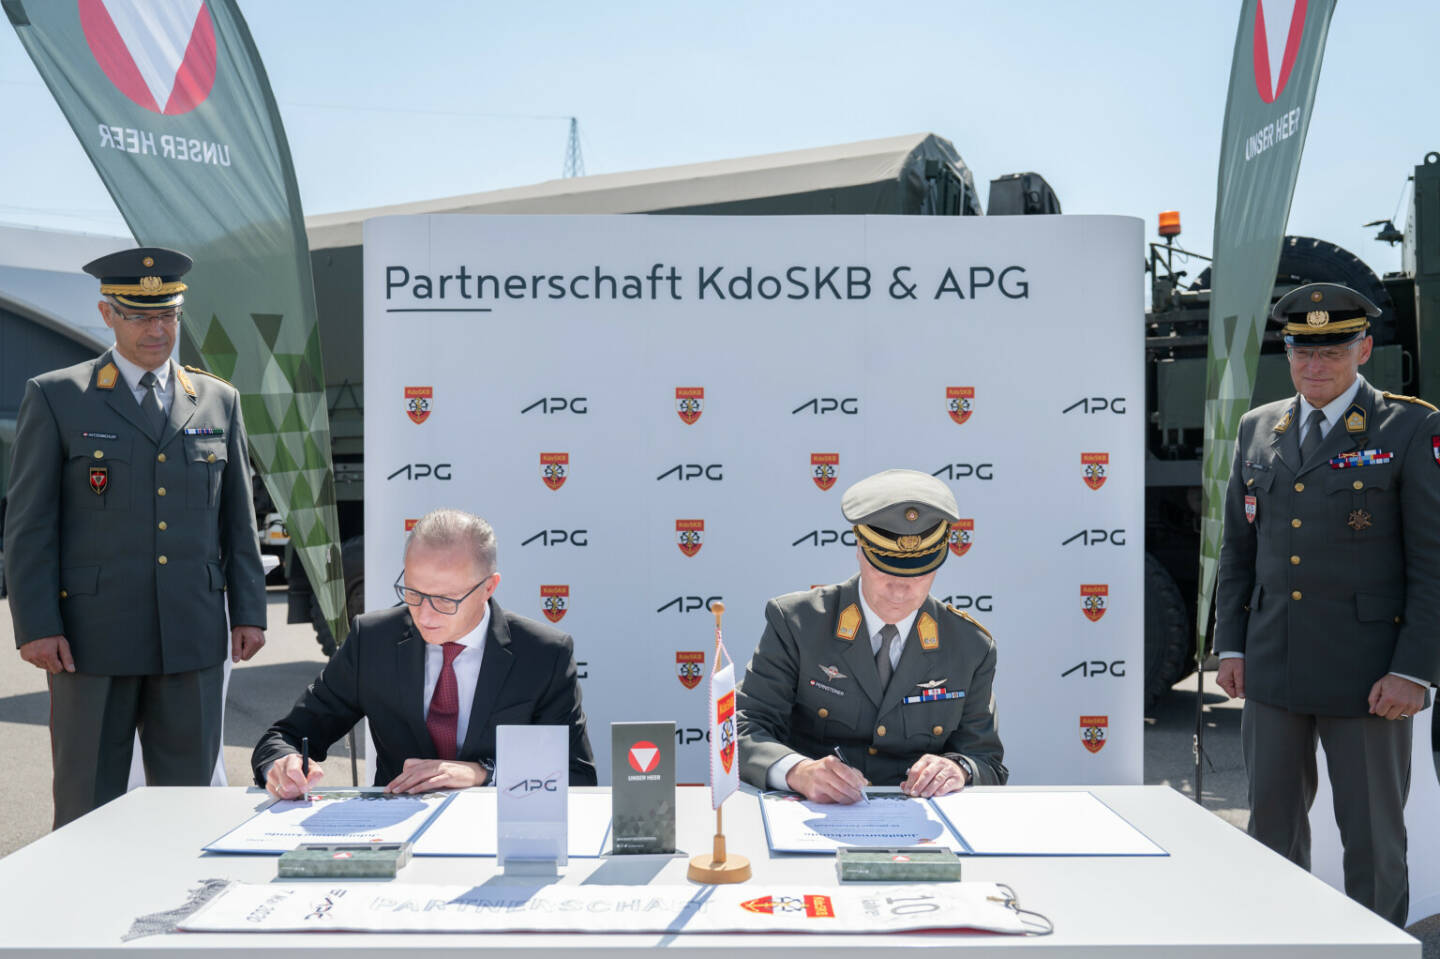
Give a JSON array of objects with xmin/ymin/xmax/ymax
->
[
  {"xmin": 948, "ymin": 519, "xmax": 974, "ymax": 557},
  {"xmin": 1081, "ymin": 584, "xmax": 1109, "ymax": 622},
  {"xmin": 676, "ymin": 519, "xmax": 704, "ymax": 557},
  {"xmin": 1081, "ymin": 452, "xmax": 1109, "ymax": 490},
  {"xmin": 1253, "ymin": 0, "xmax": 1306, "ymax": 104},
  {"xmin": 404, "ymin": 386, "xmax": 432, "ymax": 424},
  {"xmin": 540, "ymin": 452, "xmax": 569, "ymax": 490},
  {"xmin": 540, "ymin": 584, "xmax": 568, "ymax": 623},
  {"xmin": 676, "ymin": 651, "xmax": 705, "ymax": 689},
  {"xmin": 80, "ymin": 0, "xmax": 217, "ymax": 115},
  {"xmin": 676, "ymin": 387, "xmax": 704, "ymax": 424},
  {"xmin": 811, "ymin": 453, "xmax": 839, "ymax": 490},
  {"xmin": 627, "ymin": 740, "xmax": 661, "ymax": 774},
  {"xmin": 946, "ymin": 386, "xmax": 974, "ymax": 425}
]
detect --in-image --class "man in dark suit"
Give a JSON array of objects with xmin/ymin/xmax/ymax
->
[
  {"xmin": 737, "ymin": 469, "xmax": 1006, "ymax": 804},
  {"xmin": 255, "ymin": 508, "xmax": 596, "ymax": 795},
  {"xmin": 1215, "ymin": 282, "xmax": 1440, "ymax": 926},
  {"xmin": 5, "ymin": 247, "xmax": 267, "ymax": 828}
]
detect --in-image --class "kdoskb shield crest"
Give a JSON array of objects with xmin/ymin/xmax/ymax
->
[
  {"xmin": 1080, "ymin": 715, "xmax": 1108, "ymax": 753},
  {"xmin": 811, "ymin": 453, "xmax": 839, "ymax": 490},
  {"xmin": 1081, "ymin": 584, "xmax": 1108, "ymax": 622},
  {"xmin": 1081, "ymin": 452, "xmax": 1109, "ymax": 490},
  {"xmin": 741, "ymin": 895, "xmax": 833, "ymax": 918},
  {"xmin": 676, "ymin": 519, "xmax": 704, "ymax": 557},
  {"xmin": 1244, "ymin": 495, "xmax": 1257, "ymax": 524},
  {"xmin": 404, "ymin": 518, "xmax": 419, "ymax": 531},
  {"xmin": 540, "ymin": 584, "xmax": 569, "ymax": 623},
  {"xmin": 676, "ymin": 651, "xmax": 705, "ymax": 689},
  {"xmin": 946, "ymin": 386, "xmax": 974, "ymax": 425},
  {"xmin": 540, "ymin": 452, "xmax": 569, "ymax": 490},
  {"xmin": 89, "ymin": 466, "xmax": 108, "ymax": 495},
  {"xmin": 404, "ymin": 386, "xmax": 432, "ymax": 424},
  {"xmin": 1432, "ymin": 436, "xmax": 1439, "ymax": 468},
  {"xmin": 676, "ymin": 387, "xmax": 704, "ymax": 425},
  {"xmin": 716, "ymin": 689, "xmax": 736, "ymax": 774},
  {"xmin": 948, "ymin": 519, "xmax": 974, "ymax": 557}
]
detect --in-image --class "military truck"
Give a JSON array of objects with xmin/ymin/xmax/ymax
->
[{"xmin": 1142, "ymin": 150, "xmax": 1440, "ymax": 705}]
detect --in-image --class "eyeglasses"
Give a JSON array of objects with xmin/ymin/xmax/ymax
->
[
  {"xmin": 111, "ymin": 306, "xmax": 182, "ymax": 326},
  {"xmin": 393, "ymin": 570, "xmax": 491, "ymax": 615},
  {"xmin": 1286, "ymin": 343, "xmax": 1357, "ymax": 363}
]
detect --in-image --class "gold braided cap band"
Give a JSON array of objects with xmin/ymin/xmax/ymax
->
[{"xmin": 854, "ymin": 520, "xmax": 950, "ymax": 577}]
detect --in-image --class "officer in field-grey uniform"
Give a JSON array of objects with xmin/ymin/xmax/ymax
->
[
  {"xmin": 736, "ymin": 468, "xmax": 1006, "ymax": 804},
  {"xmin": 4, "ymin": 247, "xmax": 267, "ymax": 828},
  {"xmin": 1215, "ymin": 282, "xmax": 1440, "ymax": 926}
]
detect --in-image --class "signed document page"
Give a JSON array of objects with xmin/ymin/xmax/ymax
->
[
  {"xmin": 203, "ymin": 789, "xmax": 453, "ymax": 854},
  {"xmin": 759, "ymin": 790, "xmax": 962, "ymax": 853},
  {"xmin": 932, "ymin": 791, "xmax": 1167, "ymax": 856}
]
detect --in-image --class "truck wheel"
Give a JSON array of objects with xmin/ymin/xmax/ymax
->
[
  {"xmin": 1144, "ymin": 553, "xmax": 1194, "ymax": 713},
  {"xmin": 1191, "ymin": 235, "xmax": 1397, "ymax": 346}
]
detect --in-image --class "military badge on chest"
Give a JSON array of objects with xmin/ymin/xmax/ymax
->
[
  {"xmin": 1347, "ymin": 510, "xmax": 1373, "ymax": 531},
  {"xmin": 1244, "ymin": 495, "xmax": 1256, "ymax": 524},
  {"xmin": 89, "ymin": 466, "xmax": 108, "ymax": 496}
]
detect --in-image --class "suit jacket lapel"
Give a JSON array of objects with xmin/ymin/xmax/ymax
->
[
  {"xmin": 833, "ymin": 576, "xmax": 883, "ymax": 708},
  {"xmin": 158, "ymin": 360, "xmax": 196, "ymax": 450},
  {"xmin": 1269, "ymin": 397, "xmax": 1301, "ymax": 474},
  {"xmin": 460, "ymin": 599, "xmax": 514, "ymax": 757},
  {"xmin": 397, "ymin": 613, "xmax": 432, "ymax": 753},
  {"xmin": 97, "ymin": 352, "xmax": 157, "ymax": 440}
]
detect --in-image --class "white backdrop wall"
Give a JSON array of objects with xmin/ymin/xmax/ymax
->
[{"xmin": 363, "ymin": 214, "xmax": 1145, "ymax": 786}]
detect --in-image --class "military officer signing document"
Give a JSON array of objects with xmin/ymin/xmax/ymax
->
[
  {"xmin": 736, "ymin": 468, "xmax": 1006, "ymax": 804},
  {"xmin": 4, "ymin": 248, "xmax": 267, "ymax": 828},
  {"xmin": 1214, "ymin": 282, "xmax": 1440, "ymax": 926}
]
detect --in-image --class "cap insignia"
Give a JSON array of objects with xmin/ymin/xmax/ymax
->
[
  {"xmin": 917, "ymin": 612, "xmax": 939, "ymax": 651},
  {"xmin": 1310, "ymin": 290, "xmax": 1324, "ymax": 303},
  {"xmin": 142, "ymin": 256, "xmax": 155, "ymax": 268},
  {"xmin": 836, "ymin": 603, "xmax": 861, "ymax": 641},
  {"xmin": 1306, "ymin": 310, "xmax": 1329, "ymax": 327},
  {"xmin": 897, "ymin": 534, "xmax": 922, "ymax": 550},
  {"xmin": 139, "ymin": 275, "xmax": 162, "ymax": 292},
  {"xmin": 96, "ymin": 362, "xmax": 119, "ymax": 390},
  {"xmin": 904, "ymin": 508, "xmax": 919, "ymax": 522}
]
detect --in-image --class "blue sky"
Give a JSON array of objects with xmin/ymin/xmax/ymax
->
[{"xmin": 1, "ymin": 1, "xmax": 1435, "ymax": 279}]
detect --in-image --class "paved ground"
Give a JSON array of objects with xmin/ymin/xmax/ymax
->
[{"xmin": 1, "ymin": 595, "xmax": 1435, "ymax": 951}]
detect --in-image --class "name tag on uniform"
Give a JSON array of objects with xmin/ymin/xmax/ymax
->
[
  {"xmin": 902, "ymin": 689, "xmax": 965, "ymax": 705},
  {"xmin": 1329, "ymin": 449, "xmax": 1392, "ymax": 468}
]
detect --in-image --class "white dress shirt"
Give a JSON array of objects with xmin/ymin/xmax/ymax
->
[
  {"xmin": 421, "ymin": 603, "xmax": 490, "ymax": 749},
  {"xmin": 765, "ymin": 591, "xmax": 921, "ymax": 789},
  {"xmin": 110, "ymin": 351, "xmax": 174, "ymax": 415}
]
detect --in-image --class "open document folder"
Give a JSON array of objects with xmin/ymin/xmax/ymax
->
[{"xmin": 760, "ymin": 789, "xmax": 1166, "ymax": 856}]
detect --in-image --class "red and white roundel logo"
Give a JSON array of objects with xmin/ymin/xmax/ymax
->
[
  {"xmin": 627, "ymin": 741, "xmax": 660, "ymax": 774},
  {"xmin": 1252, "ymin": 0, "xmax": 1306, "ymax": 104},
  {"xmin": 80, "ymin": 0, "xmax": 217, "ymax": 115}
]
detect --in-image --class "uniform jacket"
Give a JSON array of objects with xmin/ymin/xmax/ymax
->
[
  {"xmin": 5, "ymin": 350, "xmax": 265, "ymax": 675},
  {"xmin": 1215, "ymin": 378, "xmax": 1440, "ymax": 715},
  {"xmin": 251, "ymin": 601, "xmax": 598, "ymax": 787},
  {"xmin": 736, "ymin": 574, "xmax": 1006, "ymax": 789}
]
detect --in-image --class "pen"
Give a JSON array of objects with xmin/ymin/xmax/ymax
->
[
  {"xmin": 831, "ymin": 746, "xmax": 869, "ymax": 804},
  {"xmin": 301, "ymin": 736, "xmax": 310, "ymax": 801}
]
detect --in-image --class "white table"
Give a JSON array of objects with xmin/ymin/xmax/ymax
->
[{"xmin": 0, "ymin": 785, "xmax": 1416, "ymax": 957}]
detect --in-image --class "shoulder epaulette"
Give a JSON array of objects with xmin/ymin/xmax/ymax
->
[
  {"xmin": 183, "ymin": 365, "xmax": 235, "ymax": 386},
  {"xmin": 1382, "ymin": 391, "xmax": 1438, "ymax": 412},
  {"xmin": 946, "ymin": 605, "xmax": 993, "ymax": 641}
]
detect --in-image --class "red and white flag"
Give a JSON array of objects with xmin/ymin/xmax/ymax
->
[{"xmin": 709, "ymin": 622, "xmax": 740, "ymax": 810}]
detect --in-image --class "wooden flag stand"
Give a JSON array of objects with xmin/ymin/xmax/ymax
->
[{"xmin": 687, "ymin": 602, "xmax": 752, "ymax": 885}]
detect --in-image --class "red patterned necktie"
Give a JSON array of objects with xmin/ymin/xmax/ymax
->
[{"xmin": 426, "ymin": 642, "xmax": 466, "ymax": 760}]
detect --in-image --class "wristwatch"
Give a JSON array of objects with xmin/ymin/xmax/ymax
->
[{"xmin": 478, "ymin": 757, "xmax": 496, "ymax": 786}]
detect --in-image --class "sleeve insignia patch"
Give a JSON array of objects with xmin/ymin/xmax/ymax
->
[
  {"xmin": 835, "ymin": 603, "xmax": 861, "ymax": 641},
  {"xmin": 917, "ymin": 612, "xmax": 939, "ymax": 651}
]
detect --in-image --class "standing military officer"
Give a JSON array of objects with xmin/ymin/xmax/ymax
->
[
  {"xmin": 1215, "ymin": 282, "xmax": 1440, "ymax": 926},
  {"xmin": 736, "ymin": 469, "xmax": 1006, "ymax": 804},
  {"xmin": 4, "ymin": 247, "xmax": 267, "ymax": 828}
]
